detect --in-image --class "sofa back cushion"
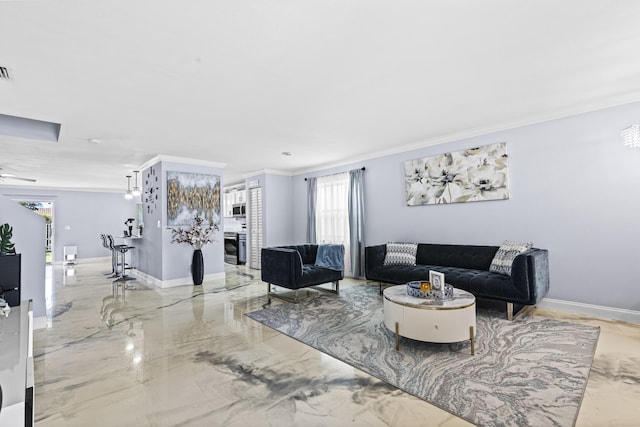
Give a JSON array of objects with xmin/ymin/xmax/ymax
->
[
  {"xmin": 281, "ymin": 244, "xmax": 318, "ymax": 265},
  {"xmin": 416, "ymin": 244, "xmax": 499, "ymax": 271}
]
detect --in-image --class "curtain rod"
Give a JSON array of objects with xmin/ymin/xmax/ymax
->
[{"xmin": 305, "ymin": 167, "xmax": 365, "ymax": 181}]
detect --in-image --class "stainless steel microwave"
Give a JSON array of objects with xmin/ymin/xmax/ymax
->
[{"xmin": 232, "ymin": 203, "xmax": 246, "ymax": 217}]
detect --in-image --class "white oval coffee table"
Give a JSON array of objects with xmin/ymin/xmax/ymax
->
[{"xmin": 383, "ymin": 285, "xmax": 477, "ymax": 355}]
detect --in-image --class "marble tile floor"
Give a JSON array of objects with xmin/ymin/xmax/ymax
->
[{"xmin": 33, "ymin": 261, "xmax": 640, "ymax": 427}]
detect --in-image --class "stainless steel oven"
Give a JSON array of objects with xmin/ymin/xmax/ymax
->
[
  {"xmin": 224, "ymin": 232, "xmax": 239, "ymax": 264},
  {"xmin": 224, "ymin": 232, "xmax": 246, "ymax": 265}
]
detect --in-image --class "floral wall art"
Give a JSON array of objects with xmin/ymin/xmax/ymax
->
[
  {"xmin": 167, "ymin": 171, "xmax": 221, "ymax": 226},
  {"xmin": 404, "ymin": 142, "xmax": 509, "ymax": 206}
]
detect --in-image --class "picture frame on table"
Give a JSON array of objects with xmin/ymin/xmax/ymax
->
[{"xmin": 429, "ymin": 270, "xmax": 445, "ymax": 297}]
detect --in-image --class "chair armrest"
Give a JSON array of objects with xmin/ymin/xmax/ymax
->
[
  {"xmin": 365, "ymin": 245, "xmax": 386, "ymax": 278},
  {"xmin": 261, "ymin": 247, "xmax": 303, "ymax": 288},
  {"xmin": 511, "ymin": 248, "xmax": 550, "ymax": 304}
]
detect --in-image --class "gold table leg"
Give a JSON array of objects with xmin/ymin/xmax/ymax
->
[
  {"xmin": 395, "ymin": 321, "xmax": 400, "ymax": 351},
  {"xmin": 470, "ymin": 325, "xmax": 475, "ymax": 356}
]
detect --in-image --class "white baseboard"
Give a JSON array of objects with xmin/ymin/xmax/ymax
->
[
  {"xmin": 133, "ymin": 270, "xmax": 225, "ymax": 288},
  {"xmin": 53, "ymin": 256, "xmax": 110, "ymax": 266},
  {"xmin": 537, "ymin": 298, "xmax": 640, "ymax": 324}
]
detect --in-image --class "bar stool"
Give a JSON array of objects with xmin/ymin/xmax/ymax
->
[
  {"xmin": 100, "ymin": 234, "xmax": 117, "ymax": 276},
  {"xmin": 105, "ymin": 234, "xmax": 124, "ymax": 279},
  {"xmin": 112, "ymin": 236, "xmax": 136, "ymax": 293}
]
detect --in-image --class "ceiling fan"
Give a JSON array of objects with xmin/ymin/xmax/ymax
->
[{"xmin": 0, "ymin": 168, "xmax": 37, "ymax": 182}]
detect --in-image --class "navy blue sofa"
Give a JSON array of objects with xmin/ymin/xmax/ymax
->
[
  {"xmin": 261, "ymin": 244, "xmax": 344, "ymax": 302},
  {"xmin": 365, "ymin": 243, "xmax": 549, "ymax": 319}
]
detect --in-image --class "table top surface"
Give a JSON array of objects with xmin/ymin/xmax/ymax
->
[
  {"xmin": 383, "ymin": 285, "xmax": 475, "ymax": 310},
  {"xmin": 0, "ymin": 302, "xmax": 30, "ymax": 407}
]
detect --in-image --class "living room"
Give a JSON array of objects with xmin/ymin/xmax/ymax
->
[
  {"xmin": 1, "ymin": 1, "xmax": 639, "ymax": 426},
  {"xmin": 1, "ymin": 95, "xmax": 639, "ymax": 426},
  {"xmin": 3, "ymin": 100, "xmax": 639, "ymax": 324}
]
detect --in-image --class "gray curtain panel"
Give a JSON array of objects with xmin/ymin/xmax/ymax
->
[
  {"xmin": 306, "ymin": 177, "xmax": 317, "ymax": 244},
  {"xmin": 349, "ymin": 168, "xmax": 365, "ymax": 278}
]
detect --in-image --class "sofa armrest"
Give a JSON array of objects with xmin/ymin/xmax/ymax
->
[
  {"xmin": 365, "ymin": 245, "xmax": 386, "ymax": 279},
  {"xmin": 261, "ymin": 247, "xmax": 303, "ymax": 288},
  {"xmin": 511, "ymin": 248, "xmax": 549, "ymax": 305}
]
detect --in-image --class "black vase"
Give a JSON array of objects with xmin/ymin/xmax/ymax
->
[{"xmin": 191, "ymin": 249, "xmax": 204, "ymax": 285}]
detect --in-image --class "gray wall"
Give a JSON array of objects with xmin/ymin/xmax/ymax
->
[
  {"xmin": 135, "ymin": 163, "xmax": 163, "ymax": 280},
  {"xmin": 293, "ymin": 100, "xmax": 640, "ymax": 312},
  {"xmin": 0, "ymin": 194, "xmax": 46, "ymax": 317},
  {"xmin": 136, "ymin": 161, "xmax": 225, "ymax": 282},
  {"xmin": 244, "ymin": 173, "xmax": 295, "ymax": 255},
  {"xmin": 263, "ymin": 174, "xmax": 294, "ymax": 247},
  {"xmin": 0, "ymin": 187, "xmax": 137, "ymax": 262}
]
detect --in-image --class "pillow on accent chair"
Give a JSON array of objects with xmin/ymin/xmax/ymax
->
[
  {"xmin": 383, "ymin": 242, "xmax": 418, "ymax": 266},
  {"xmin": 489, "ymin": 240, "xmax": 533, "ymax": 276}
]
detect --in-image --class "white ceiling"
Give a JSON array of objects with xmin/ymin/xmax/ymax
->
[{"xmin": 2, "ymin": 0, "xmax": 640, "ymax": 192}]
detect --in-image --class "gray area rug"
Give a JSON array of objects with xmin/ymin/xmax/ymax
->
[{"xmin": 247, "ymin": 284, "xmax": 600, "ymax": 427}]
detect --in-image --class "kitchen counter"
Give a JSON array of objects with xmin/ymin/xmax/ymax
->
[{"xmin": 0, "ymin": 301, "xmax": 34, "ymax": 426}]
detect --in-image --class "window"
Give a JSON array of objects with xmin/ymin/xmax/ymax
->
[{"xmin": 315, "ymin": 172, "xmax": 351, "ymax": 275}]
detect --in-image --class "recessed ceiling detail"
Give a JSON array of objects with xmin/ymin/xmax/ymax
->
[{"xmin": 0, "ymin": 113, "xmax": 61, "ymax": 142}]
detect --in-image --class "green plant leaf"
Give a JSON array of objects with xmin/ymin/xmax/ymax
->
[{"xmin": 0, "ymin": 223, "xmax": 16, "ymax": 253}]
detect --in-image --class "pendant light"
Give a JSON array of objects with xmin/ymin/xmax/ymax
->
[
  {"xmin": 124, "ymin": 175, "xmax": 133, "ymax": 200},
  {"xmin": 132, "ymin": 170, "xmax": 141, "ymax": 196}
]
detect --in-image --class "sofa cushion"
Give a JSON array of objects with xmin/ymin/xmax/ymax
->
[
  {"xmin": 489, "ymin": 241, "xmax": 533, "ymax": 276},
  {"xmin": 367, "ymin": 264, "xmax": 526, "ymax": 301},
  {"xmin": 383, "ymin": 242, "xmax": 418, "ymax": 266},
  {"xmin": 416, "ymin": 244, "xmax": 498, "ymax": 270},
  {"xmin": 281, "ymin": 244, "xmax": 318, "ymax": 265},
  {"xmin": 300, "ymin": 264, "xmax": 342, "ymax": 287}
]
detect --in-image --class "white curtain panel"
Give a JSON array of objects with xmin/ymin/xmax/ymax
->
[{"xmin": 316, "ymin": 172, "xmax": 351, "ymax": 276}]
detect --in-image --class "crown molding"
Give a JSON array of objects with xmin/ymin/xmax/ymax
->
[
  {"xmin": 137, "ymin": 155, "xmax": 226, "ymax": 172},
  {"xmin": 242, "ymin": 168, "xmax": 292, "ymax": 179}
]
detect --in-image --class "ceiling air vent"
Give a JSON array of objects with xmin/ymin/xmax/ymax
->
[{"xmin": 0, "ymin": 66, "xmax": 10, "ymax": 80}]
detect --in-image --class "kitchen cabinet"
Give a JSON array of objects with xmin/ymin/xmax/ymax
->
[
  {"xmin": 223, "ymin": 192, "xmax": 234, "ymax": 217},
  {"xmin": 223, "ymin": 189, "xmax": 246, "ymax": 217}
]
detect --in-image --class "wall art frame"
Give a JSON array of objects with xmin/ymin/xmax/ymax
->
[
  {"xmin": 167, "ymin": 171, "xmax": 221, "ymax": 226},
  {"xmin": 404, "ymin": 142, "xmax": 509, "ymax": 206}
]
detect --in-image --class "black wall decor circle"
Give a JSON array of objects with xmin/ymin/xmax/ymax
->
[{"xmin": 144, "ymin": 166, "xmax": 159, "ymax": 214}]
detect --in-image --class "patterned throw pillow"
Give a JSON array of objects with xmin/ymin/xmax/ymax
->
[
  {"xmin": 489, "ymin": 240, "xmax": 533, "ymax": 276},
  {"xmin": 383, "ymin": 242, "xmax": 418, "ymax": 266}
]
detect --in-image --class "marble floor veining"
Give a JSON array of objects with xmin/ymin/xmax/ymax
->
[{"xmin": 34, "ymin": 261, "xmax": 640, "ymax": 427}]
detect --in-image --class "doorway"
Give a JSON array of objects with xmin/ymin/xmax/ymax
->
[{"xmin": 17, "ymin": 200, "xmax": 54, "ymax": 264}]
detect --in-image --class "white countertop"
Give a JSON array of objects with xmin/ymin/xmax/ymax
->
[{"xmin": 0, "ymin": 302, "xmax": 30, "ymax": 412}]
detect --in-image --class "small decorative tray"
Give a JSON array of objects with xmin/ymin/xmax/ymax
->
[{"xmin": 406, "ymin": 281, "xmax": 454, "ymax": 300}]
